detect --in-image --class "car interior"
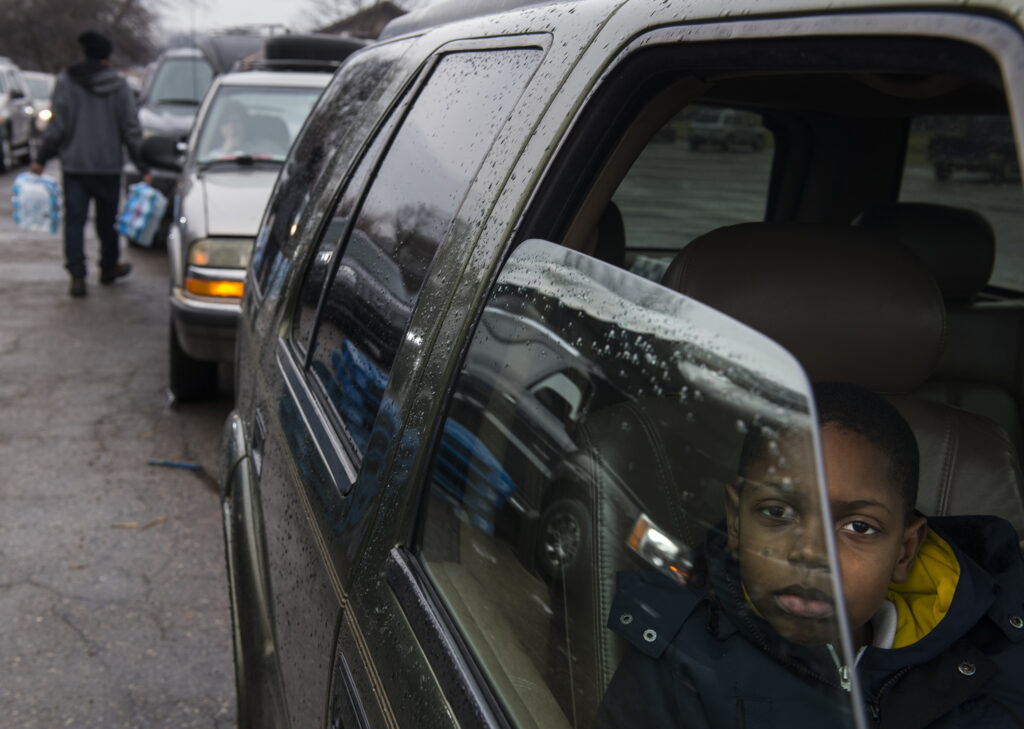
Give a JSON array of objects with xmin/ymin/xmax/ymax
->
[{"xmin": 420, "ymin": 28, "xmax": 1024, "ymax": 729}]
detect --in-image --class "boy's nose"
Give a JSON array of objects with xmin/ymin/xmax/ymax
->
[{"xmin": 787, "ymin": 523, "xmax": 830, "ymax": 570}]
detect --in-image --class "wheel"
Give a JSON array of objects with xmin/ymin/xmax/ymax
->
[
  {"xmin": 169, "ymin": 319, "xmax": 218, "ymax": 402},
  {"xmin": 536, "ymin": 498, "xmax": 591, "ymax": 578},
  {"xmin": 0, "ymin": 127, "xmax": 13, "ymax": 173}
]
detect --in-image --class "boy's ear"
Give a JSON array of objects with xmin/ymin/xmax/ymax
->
[
  {"xmin": 891, "ymin": 514, "xmax": 928, "ymax": 584},
  {"xmin": 725, "ymin": 483, "xmax": 741, "ymax": 554}
]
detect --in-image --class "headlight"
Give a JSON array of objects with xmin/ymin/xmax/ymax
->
[
  {"xmin": 38, "ymin": 109, "xmax": 51, "ymax": 121},
  {"xmin": 184, "ymin": 238, "xmax": 252, "ymax": 299}
]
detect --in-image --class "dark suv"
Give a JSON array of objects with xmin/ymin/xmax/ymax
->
[{"xmin": 220, "ymin": 2, "xmax": 1024, "ymax": 728}]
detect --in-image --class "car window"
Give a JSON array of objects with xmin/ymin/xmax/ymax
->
[
  {"xmin": 249, "ymin": 41, "xmax": 409, "ymax": 296},
  {"xmin": 299, "ymin": 49, "xmax": 542, "ymax": 461},
  {"xmin": 418, "ymin": 240, "xmax": 853, "ymax": 729},
  {"xmin": 147, "ymin": 57, "xmax": 214, "ymax": 106},
  {"xmin": 899, "ymin": 113, "xmax": 1024, "ymax": 291},
  {"xmin": 194, "ymin": 84, "xmax": 323, "ymax": 164},
  {"xmin": 612, "ymin": 104, "xmax": 772, "ymax": 281},
  {"xmin": 25, "ymin": 75, "xmax": 51, "ymax": 100}
]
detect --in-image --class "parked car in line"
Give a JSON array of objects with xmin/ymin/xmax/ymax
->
[
  {"xmin": 220, "ymin": 1, "xmax": 1024, "ymax": 728},
  {"xmin": 124, "ymin": 35, "xmax": 267, "ymax": 247},
  {"xmin": 927, "ymin": 114, "xmax": 1019, "ymax": 180},
  {"xmin": 687, "ymin": 106, "xmax": 766, "ymax": 151},
  {"xmin": 0, "ymin": 56, "xmax": 35, "ymax": 172},
  {"xmin": 142, "ymin": 34, "xmax": 365, "ymax": 402},
  {"xmin": 22, "ymin": 70, "xmax": 55, "ymax": 157}
]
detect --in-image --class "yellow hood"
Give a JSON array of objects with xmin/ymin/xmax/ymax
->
[{"xmin": 888, "ymin": 528, "xmax": 961, "ymax": 649}]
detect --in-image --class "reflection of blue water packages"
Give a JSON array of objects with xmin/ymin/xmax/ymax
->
[
  {"xmin": 324, "ymin": 340, "xmax": 387, "ymax": 455},
  {"xmin": 434, "ymin": 418, "xmax": 517, "ymax": 535}
]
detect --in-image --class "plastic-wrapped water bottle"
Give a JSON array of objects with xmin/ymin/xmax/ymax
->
[{"xmin": 12, "ymin": 172, "xmax": 62, "ymax": 234}]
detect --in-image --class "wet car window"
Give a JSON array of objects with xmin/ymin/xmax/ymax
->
[
  {"xmin": 250, "ymin": 42, "xmax": 409, "ymax": 295},
  {"xmin": 899, "ymin": 114, "xmax": 1024, "ymax": 291},
  {"xmin": 304, "ymin": 49, "xmax": 541, "ymax": 458},
  {"xmin": 612, "ymin": 104, "xmax": 772, "ymax": 281},
  {"xmin": 418, "ymin": 241, "xmax": 856, "ymax": 729},
  {"xmin": 194, "ymin": 85, "xmax": 323, "ymax": 164}
]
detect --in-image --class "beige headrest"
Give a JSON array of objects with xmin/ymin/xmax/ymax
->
[
  {"xmin": 854, "ymin": 202, "xmax": 995, "ymax": 303},
  {"xmin": 661, "ymin": 223, "xmax": 946, "ymax": 393}
]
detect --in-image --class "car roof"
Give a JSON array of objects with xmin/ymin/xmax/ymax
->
[
  {"xmin": 382, "ymin": 0, "xmax": 1024, "ymax": 40},
  {"xmin": 210, "ymin": 69, "xmax": 333, "ymax": 89}
]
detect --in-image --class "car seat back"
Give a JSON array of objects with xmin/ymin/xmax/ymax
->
[{"xmin": 660, "ymin": 222, "xmax": 1024, "ymax": 541}]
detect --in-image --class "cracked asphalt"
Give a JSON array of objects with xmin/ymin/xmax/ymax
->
[{"xmin": 0, "ymin": 167, "xmax": 236, "ymax": 728}]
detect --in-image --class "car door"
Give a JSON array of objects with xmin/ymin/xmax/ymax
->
[{"xmin": 7, "ymin": 69, "xmax": 32, "ymax": 148}]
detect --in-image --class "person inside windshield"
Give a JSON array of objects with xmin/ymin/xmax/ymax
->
[
  {"xmin": 206, "ymin": 101, "xmax": 250, "ymax": 159},
  {"xmin": 595, "ymin": 381, "xmax": 1024, "ymax": 728}
]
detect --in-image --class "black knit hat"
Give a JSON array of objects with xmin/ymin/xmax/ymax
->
[{"xmin": 78, "ymin": 30, "xmax": 113, "ymax": 60}]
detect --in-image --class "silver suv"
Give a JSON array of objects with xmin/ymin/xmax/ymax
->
[{"xmin": 0, "ymin": 56, "xmax": 34, "ymax": 172}]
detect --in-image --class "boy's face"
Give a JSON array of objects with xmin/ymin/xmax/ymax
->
[{"xmin": 726, "ymin": 424, "xmax": 926, "ymax": 647}]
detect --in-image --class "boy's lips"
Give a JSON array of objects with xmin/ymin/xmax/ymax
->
[{"xmin": 774, "ymin": 585, "xmax": 835, "ymax": 619}]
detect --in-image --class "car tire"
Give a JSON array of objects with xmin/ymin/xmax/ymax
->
[
  {"xmin": 0, "ymin": 127, "xmax": 13, "ymax": 173},
  {"xmin": 169, "ymin": 319, "xmax": 219, "ymax": 402},
  {"xmin": 536, "ymin": 497, "xmax": 591, "ymax": 579}
]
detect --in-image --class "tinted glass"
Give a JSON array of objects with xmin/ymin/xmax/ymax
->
[
  {"xmin": 250, "ymin": 42, "xmax": 408, "ymax": 294},
  {"xmin": 419, "ymin": 241, "xmax": 853, "ymax": 729},
  {"xmin": 194, "ymin": 84, "xmax": 323, "ymax": 164},
  {"xmin": 306, "ymin": 49, "xmax": 540, "ymax": 458},
  {"xmin": 612, "ymin": 104, "xmax": 772, "ymax": 281},
  {"xmin": 147, "ymin": 57, "xmax": 214, "ymax": 106},
  {"xmin": 900, "ymin": 114, "xmax": 1024, "ymax": 291}
]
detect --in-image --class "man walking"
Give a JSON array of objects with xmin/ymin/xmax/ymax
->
[{"xmin": 31, "ymin": 30, "xmax": 152, "ymax": 297}]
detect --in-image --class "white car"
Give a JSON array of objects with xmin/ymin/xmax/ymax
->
[{"xmin": 155, "ymin": 46, "xmax": 355, "ymax": 401}]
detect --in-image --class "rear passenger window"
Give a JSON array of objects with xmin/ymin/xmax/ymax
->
[
  {"xmin": 300, "ymin": 49, "xmax": 541, "ymax": 460},
  {"xmin": 900, "ymin": 114, "xmax": 1024, "ymax": 291},
  {"xmin": 612, "ymin": 104, "xmax": 772, "ymax": 281}
]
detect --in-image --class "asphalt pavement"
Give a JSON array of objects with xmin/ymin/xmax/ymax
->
[{"xmin": 0, "ymin": 166, "xmax": 236, "ymax": 728}]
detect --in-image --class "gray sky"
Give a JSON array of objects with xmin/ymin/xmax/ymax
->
[{"xmin": 159, "ymin": 0, "xmax": 310, "ymax": 34}]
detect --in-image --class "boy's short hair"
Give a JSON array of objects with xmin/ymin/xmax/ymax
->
[
  {"xmin": 736, "ymin": 382, "xmax": 919, "ymax": 523},
  {"xmin": 813, "ymin": 381, "xmax": 920, "ymax": 522}
]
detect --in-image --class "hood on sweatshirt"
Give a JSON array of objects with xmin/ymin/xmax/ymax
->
[{"xmin": 68, "ymin": 60, "xmax": 123, "ymax": 96}]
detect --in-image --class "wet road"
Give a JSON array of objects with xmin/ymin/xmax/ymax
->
[{"xmin": 0, "ymin": 167, "xmax": 236, "ymax": 727}]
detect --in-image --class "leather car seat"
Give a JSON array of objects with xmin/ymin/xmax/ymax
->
[
  {"xmin": 660, "ymin": 222, "xmax": 1024, "ymax": 541},
  {"xmin": 853, "ymin": 201, "xmax": 1022, "ymax": 453}
]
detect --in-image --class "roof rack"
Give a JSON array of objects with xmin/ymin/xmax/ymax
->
[{"xmin": 232, "ymin": 34, "xmax": 368, "ymax": 73}]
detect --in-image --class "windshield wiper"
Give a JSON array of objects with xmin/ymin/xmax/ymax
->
[
  {"xmin": 153, "ymin": 98, "xmax": 201, "ymax": 107},
  {"xmin": 198, "ymin": 154, "xmax": 284, "ymax": 171}
]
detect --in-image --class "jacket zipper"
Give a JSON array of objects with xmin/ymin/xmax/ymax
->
[{"xmin": 826, "ymin": 644, "xmax": 852, "ymax": 692}]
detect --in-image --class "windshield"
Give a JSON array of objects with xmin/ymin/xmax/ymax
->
[
  {"xmin": 147, "ymin": 57, "xmax": 214, "ymax": 106},
  {"xmin": 194, "ymin": 84, "xmax": 323, "ymax": 165},
  {"xmin": 25, "ymin": 76, "xmax": 52, "ymax": 100}
]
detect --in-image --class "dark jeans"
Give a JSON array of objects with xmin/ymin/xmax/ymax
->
[{"xmin": 63, "ymin": 173, "xmax": 121, "ymax": 279}]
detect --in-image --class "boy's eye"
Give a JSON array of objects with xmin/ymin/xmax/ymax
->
[
  {"xmin": 840, "ymin": 520, "xmax": 878, "ymax": 535},
  {"xmin": 758, "ymin": 503, "xmax": 796, "ymax": 521}
]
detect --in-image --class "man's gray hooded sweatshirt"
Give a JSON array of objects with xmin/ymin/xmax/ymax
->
[{"xmin": 36, "ymin": 59, "xmax": 148, "ymax": 176}]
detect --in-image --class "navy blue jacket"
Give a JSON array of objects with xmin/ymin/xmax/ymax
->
[{"xmin": 594, "ymin": 516, "xmax": 1024, "ymax": 729}]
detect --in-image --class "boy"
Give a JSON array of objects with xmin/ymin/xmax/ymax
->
[{"xmin": 595, "ymin": 382, "xmax": 1024, "ymax": 728}]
